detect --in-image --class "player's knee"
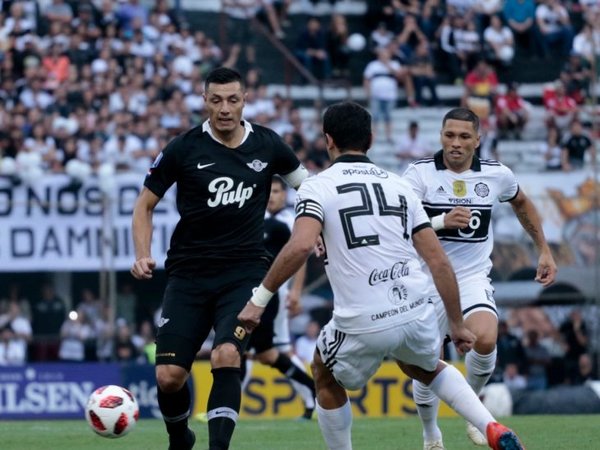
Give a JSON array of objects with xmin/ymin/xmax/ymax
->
[
  {"xmin": 156, "ymin": 365, "xmax": 188, "ymax": 393},
  {"xmin": 474, "ymin": 336, "xmax": 497, "ymax": 355},
  {"xmin": 211, "ymin": 342, "xmax": 241, "ymax": 368}
]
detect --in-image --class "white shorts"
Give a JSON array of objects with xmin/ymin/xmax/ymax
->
[
  {"xmin": 273, "ymin": 286, "xmax": 291, "ymax": 352},
  {"xmin": 434, "ymin": 275, "xmax": 498, "ymax": 337},
  {"xmin": 316, "ymin": 302, "xmax": 440, "ymax": 391}
]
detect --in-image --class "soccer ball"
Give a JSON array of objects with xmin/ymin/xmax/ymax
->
[{"xmin": 85, "ymin": 385, "xmax": 140, "ymax": 438}]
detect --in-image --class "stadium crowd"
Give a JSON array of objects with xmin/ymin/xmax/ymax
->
[{"xmin": 0, "ymin": 0, "xmax": 597, "ymax": 390}]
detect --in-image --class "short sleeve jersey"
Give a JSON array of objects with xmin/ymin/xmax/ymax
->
[
  {"xmin": 403, "ymin": 150, "xmax": 519, "ymax": 280},
  {"xmin": 294, "ymin": 154, "xmax": 434, "ymax": 334},
  {"xmin": 144, "ymin": 120, "xmax": 301, "ymax": 274}
]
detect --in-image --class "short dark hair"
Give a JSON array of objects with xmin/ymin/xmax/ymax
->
[
  {"xmin": 322, "ymin": 101, "xmax": 371, "ymax": 153},
  {"xmin": 204, "ymin": 67, "xmax": 244, "ymax": 91},
  {"xmin": 271, "ymin": 175, "xmax": 287, "ymax": 190},
  {"xmin": 442, "ymin": 107, "xmax": 480, "ymax": 133}
]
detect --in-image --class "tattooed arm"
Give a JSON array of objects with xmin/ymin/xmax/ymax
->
[{"xmin": 509, "ymin": 189, "xmax": 557, "ymax": 286}]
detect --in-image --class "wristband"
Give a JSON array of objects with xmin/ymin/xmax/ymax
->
[
  {"xmin": 431, "ymin": 213, "xmax": 446, "ymax": 231},
  {"xmin": 249, "ymin": 284, "xmax": 274, "ymax": 307}
]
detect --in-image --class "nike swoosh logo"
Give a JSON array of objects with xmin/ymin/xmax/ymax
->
[{"xmin": 197, "ymin": 163, "xmax": 215, "ymax": 170}]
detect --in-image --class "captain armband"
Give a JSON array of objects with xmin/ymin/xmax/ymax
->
[
  {"xmin": 249, "ymin": 284, "xmax": 274, "ymax": 307},
  {"xmin": 430, "ymin": 213, "xmax": 446, "ymax": 231}
]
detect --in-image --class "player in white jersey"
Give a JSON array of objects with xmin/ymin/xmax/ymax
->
[
  {"xmin": 238, "ymin": 101, "xmax": 526, "ymax": 450},
  {"xmin": 404, "ymin": 107, "xmax": 556, "ymax": 449}
]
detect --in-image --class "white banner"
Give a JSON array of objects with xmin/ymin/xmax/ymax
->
[
  {"xmin": 0, "ymin": 170, "xmax": 597, "ymax": 271},
  {"xmin": 0, "ymin": 174, "xmax": 178, "ymax": 271}
]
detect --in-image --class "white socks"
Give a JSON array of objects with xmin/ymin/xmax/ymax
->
[
  {"xmin": 465, "ymin": 348, "xmax": 497, "ymax": 395},
  {"xmin": 429, "ymin": 364, "xmax": 495, "ymax": 436},
  {"xmin": 413, "ymin": 379, "xmax": 442, "ymax": 442},
  {"xmin": 316, "ymin": 399, "xmax": 352, "ymax": 450}
]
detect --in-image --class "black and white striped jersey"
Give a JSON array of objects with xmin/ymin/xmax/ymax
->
[
  {"xmin": 294, "ymin": 153, "xmax": 434, "ymax": 334},
  {"xmin": 403, "ymin": 150, "xmax": 519, "ymax": 280}
]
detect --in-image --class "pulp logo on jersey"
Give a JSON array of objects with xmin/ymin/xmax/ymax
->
[
  {"xmin": 207, "ymin": 176, "xmax": 254, "ymax": 208},
  {"xmin": 247, "ymin": 159, "xmax": 268, "ymax": 172},
  {"xmin": 341, "ymin": 167, "xmax": 388, "ymax": 178},
  {"xmin": 197, "ymin": 162, "xmax": 215, "ymax": 170},
  {"xmin": 157, "ymin": 317, "xmax": 170, "ymax": 327},
  {"xmin": 368, "ymin": 260, "xmax": 410, "ymax": 286}
]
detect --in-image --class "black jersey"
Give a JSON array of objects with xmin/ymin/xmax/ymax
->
[
  {"xmin": 263, "ymin": 214, "xmax": 291, "ymax": 261},
  {"xmin": 144, "ymin": 121, "xmax": 301, "ymax": 274}
]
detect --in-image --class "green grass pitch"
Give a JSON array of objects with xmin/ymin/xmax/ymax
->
[{"xmin": 0, "ymin": 415, "xmax": 597, "ymax": 449}]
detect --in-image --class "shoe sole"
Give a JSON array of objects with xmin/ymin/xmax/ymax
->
[{"xmin": 498, "ymin": 431, "xmax": 523, "ymax": 450}]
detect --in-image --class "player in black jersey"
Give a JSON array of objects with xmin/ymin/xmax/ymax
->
[
  {"xmin": 130, "ymin": 67, "xmax": 307, "ymax": 450},
  {"xmin": 241, "ymin": 176, "xmax": 316, "ymax": 419}
]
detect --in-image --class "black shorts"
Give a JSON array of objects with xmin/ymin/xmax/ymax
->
[{"xmin": 155, "ymin": 260, "xmax": 268, "ymax": 371}]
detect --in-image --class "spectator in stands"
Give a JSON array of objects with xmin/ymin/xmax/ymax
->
[
  {"xmin": 495, "ymin": 82, "xmax": 529, "ymax": 139},
  {"xmin": 369, "ymin": 21, "xmax": 394, "ymax": 52},
  {"xmin": 116, "ymin": 0, "xmax": 148, "ymax": 33},
  {"xmin": 43, "ymin": 0, "xmax": 74, "ymax": 27},
  {"xmin": 502, "ymin": 363, "xmax": 527, "ymax": 389},
  {"xmin": 503, "ymin": 0, "xmax": 542, "ymax": 58},
  {"xmin": 3, "ymin": 1, "xmax": 37, "ymax": 34},
  {"xmin": 495, "ymin": 320, "xmax": 527, "ymax": 382},
  {"xmin": 364, "ymin": 46, "xmax": 415, "ymax": 143},
  {"xmin": 438, "ymin": 15, "xmax": 472, "ymax": 83},
  {"xmin": 304, "ymin": 134, "xmax": 329, "ymax": 172},
  {"xmin": 535, "ymin": 0, "xmax": 574, "ymax": 59},
  {"xmin": 571, "ymin": 353, "xmax": 595, "ymax": 384},
  {"xmin": 76, "ymin": 288, "xmax": 103, "ymax": 324},
  {"xmin": 560, "ymin": 52, "xmax": 592, "ymax": 105},
  {"xmin": 561, "ymin": 119, "xmax": 594, "ymax": 171},
  {"xmin": 113, "ymin": 319, "xmax": 139, "ymax": 362},
  {"xmin": 395, "ymin": 13, "xmax": 427, "ymax": 63},
  {"xmin": 0, "ymin": 300, "xmax": 32, "ymax": 365},
  {"xmin": 462, "ymin": 58, "xmax": 499, "ymax": 124},
  {"xmin": 407, "ymin": 40, "xmax": 439, "ymax": 106},
  {"xmin": 572, "ymin": 22, "xmax": 600, "ymax": 66},
  {"xmin": 0, "ymin": 283, "xmax": 31, "ymax": 321},
  {"xmin": 420, "ymin": 0, "xmax": 445, "ymax": 41},
  {"xmin": 222, "ymin": 0, "xmax": 260, "ymax": 70},
  {"xmin": 559, "ymin": 309, "xmax": 589, "ymax": 382},
  {"xmin": 543, "ymin": 79, "xmax": 579, "ymax": 132},
  {"xmin": 94, "ymin": 304, "xmax": 115, "ymax": 362},
  {"xmin": 523, "ymin": 329, "xmax": 551, "ymax": 390},
  {"xmin": 394, "ymin": 120, "xmax": 433, "ymax": 168},
  {"xmin": 483, "ymin": 15, "xmax": 515, "ymax": 69},
  {"xmin": 474, "ymin": 0, "xmax": 503, "ymax": 32},
  {"xmin": 58, "ymin": 309, "xmax": 95, "ymax": 362},
  {"xmin": 31, "ymin": 283, "xmax": 66, "ymax": 361},
  {"xmin": 326, "ymin": 13, "xmax": 351, "ymax": 79},
  {"xmin": 294, "ymin": 319, "xmax": 320, "ymax": 366},
  {"xmin": 259, "ymin": 0, "xmax": 286, "ymax": 39},
  {"xmin": 540, "ymin": 125, "xmax": 563, "ymax": 171},
  {"xmin": 133, "ymin": 319, "xmax": 156, "ymax": 364},
  {"xmin": 294, "ymin": 16, "xmax": 331, "ymax": 81}
]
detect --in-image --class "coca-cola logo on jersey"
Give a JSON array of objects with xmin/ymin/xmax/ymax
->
[
  {"xmin": 207, "ymin": 177, "xmax": 254, "ymax": 209},
  {"xmin": 368, "ymin": 260, "xmax": 409, "ymax": 285}
]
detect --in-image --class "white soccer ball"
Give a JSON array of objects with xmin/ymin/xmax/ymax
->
[
  {"xmin": 85, "ymin": 385, "xmax": 139, "ymax": 438},
  {"xmin": 347, "ymin": 33, "xmax": 366, "ymax": 52},
  {"xmin": 481, "ymin": 383, "xmax": 513, "ymax": 417}
]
